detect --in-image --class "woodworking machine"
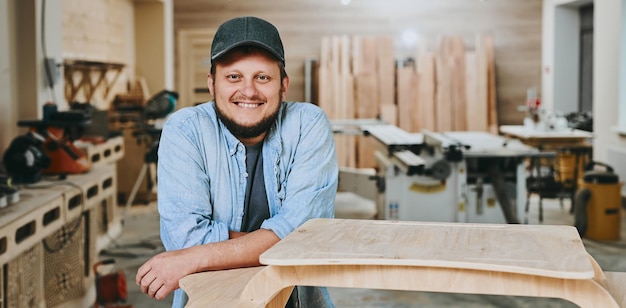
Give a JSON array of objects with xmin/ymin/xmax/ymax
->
[{"xmin": 334, "ymin": 122, "xmax": 543, "ymax": 224}]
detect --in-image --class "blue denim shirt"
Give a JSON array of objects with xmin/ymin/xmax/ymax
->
[{"xmin": 157, "ymin": 101, "xmax": 338, "ymax": 307}]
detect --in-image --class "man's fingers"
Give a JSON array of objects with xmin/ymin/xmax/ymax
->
[
  {"xmin": 154, "ymin": 284, "xmax": 172, "ymax": 301},
  {"xmin": 148, "ymin": 281, "xmax": 164, "ymax": 299},
  {"xmin": 135, "ymin": 262, "xmax": 152, "ymax": 285},
  {"xmin": 139, "ymin": 272, "xmax": 158, "ymax": 294}
]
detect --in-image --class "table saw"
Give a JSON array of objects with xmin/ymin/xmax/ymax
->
[{"xmin": 334, "ymin": 122, "xmax": 545, "ymax": 224}]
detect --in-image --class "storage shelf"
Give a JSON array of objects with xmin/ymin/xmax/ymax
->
[
  {"xmin": 0, "ymin": 191, "xmax": 65, "ymax": 265},
  {"xmin": 0, "ymin": 140, "xmax": 123, "ymax": 307}
]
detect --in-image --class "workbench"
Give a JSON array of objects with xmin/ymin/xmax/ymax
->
[
  {"xmin": 0, "ymin": 136, "xmax": 124, "ymax": 307},
  {"xmin": 500, "ymin": 125, "xmax": 594, "ymax": 221},
  {"xmin": 499, "ymin": 124, "xmax": 593, "ymax": 186},
  {"xmin": 499, "ymin": 125, "xmax": 594, "ymax": 147},
  {"xmin": 180, "ymin": 218, "xmax": 626, "ymax": 307}
]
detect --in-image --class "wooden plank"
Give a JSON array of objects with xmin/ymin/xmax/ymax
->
[
  {"xmin": 435, "ymin": 37, "xmax": 453, "ymax": 132},
  {"xmin": 317, "ymin": 36, "xmax": 333, "ymax": 117},
  {"xmin": 339, "ymin": 73, "xmax": 357, "ymax": 167},
  {"xmin": 475, "ymin": 34, "xmax": 490, "ymax": 131},
  {"xmin": 341, "ymin": 37, "xmax": 356, "ymax": 167},
  {"xmin": 450, "ymin": 36, "xmax": 467, "ymax": 131},
  {"xmin": 331, "ymin": 36, "xmax": 342, "ymax": 120},
  {"xmin": 410, "ymin": 56, "xmax": 422, "ymax": 132},
  {"xmin": 351, "ymin": 36, "xmax": 364, "ymax": 75},
  {"xmin": 377, "ymin": 36, "xmax": 395, "ymax": 107},
  {"xmin": 483, "ymin": 35, "xmax": 499, "ymax": 134},
  {"xmin": 361, "ymin": 36, "xmax": 378, "ymax": 74},
  {"xmin": 332, "ymin": 36, "xmax": 350, "ymax": 168},
  {"xmin": 417, "ymin": 53, "xmax": 436, "ymax": 131},
  {"xmin": 380, "ymin": 104, "xmax": 397, "ymax": 126},
  {"xmin": 465, "ymin": 51, "xmax": 488, "ymax": 131},
  {"xmin": 396, "ymin": 62, "xmax": 417, "ymax": 132},
  {"xmin": 355, "ymin": 73, "xmax": 379, "ymax": 168}
]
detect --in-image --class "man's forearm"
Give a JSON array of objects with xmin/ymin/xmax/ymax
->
[
  {"xmin": 193, "ymin": 228, "xmax": 280, "ymax": 272},
  {"xmin": 229, "ymin": 230, "xmax": 247, "ymax": 239}
]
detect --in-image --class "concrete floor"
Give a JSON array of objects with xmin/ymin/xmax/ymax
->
[{"xmin": 102, "ymin": 194, "xmax": 626, "ymax": 308}]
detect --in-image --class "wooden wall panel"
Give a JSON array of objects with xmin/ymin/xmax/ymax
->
[{"xmin": 173, "ymin": 0, "xmax": 542, "ymax": 126}]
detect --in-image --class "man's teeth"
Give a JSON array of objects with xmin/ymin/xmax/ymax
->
[{"xmin": 239, "ymin": 103, "xmax": 259, "ymax": 108}]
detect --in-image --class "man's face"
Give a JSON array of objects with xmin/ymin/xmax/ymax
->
[{"xmin": 208, "ymin": 50, "xmax": 289, "ymax": 145}]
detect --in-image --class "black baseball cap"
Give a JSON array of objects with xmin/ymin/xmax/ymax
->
[{"xmin": 211, "ymin": 16, "xmax": 285, "ymax": 67}]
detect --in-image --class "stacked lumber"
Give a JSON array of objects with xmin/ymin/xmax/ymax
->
[
  {"xmin": 317, "ymin": 34, "xmax": 497, "ymax": 168},
  {"xmin": 318, "ymin": 36, "xmax": 395, "ymax": 168},
  {"xmin": 411, "ymin": 34, "xmax": 497, "ymax": 133},
  {"xmin": 318, "ymin": 36, "xmax": 356, "ymax": 167}
]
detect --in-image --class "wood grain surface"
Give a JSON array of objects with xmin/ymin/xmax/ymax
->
[{"xmin": 260, "ymin": 218, "xmax": 594, "ymax": 280}]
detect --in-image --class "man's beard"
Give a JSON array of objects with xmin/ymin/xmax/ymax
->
[{"xmin": 215, "ymin": 102, "xmax": 281, "ymax": 140}]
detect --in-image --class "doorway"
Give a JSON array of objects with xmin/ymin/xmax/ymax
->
[
  {"xmin": 578, "ymin": 4, "xmax": 594, "ymax": 113},
  {"xmin": 177, "ymin": 29, "xmax": 215, "ymax": 108}
]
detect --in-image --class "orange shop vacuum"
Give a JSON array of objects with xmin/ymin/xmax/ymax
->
[{"xmin": 574, "ymin": 161, "xmax": 623, "ymax": 241}]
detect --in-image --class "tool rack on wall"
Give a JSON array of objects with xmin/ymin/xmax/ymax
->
[{"xmin": 63, "ymin": 60, "xmax": 126, "ymax": 103}]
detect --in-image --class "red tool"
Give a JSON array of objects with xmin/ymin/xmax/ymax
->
[{"xmin": 93, "ymin": 259, "xmax": 133, "ymax": 308}]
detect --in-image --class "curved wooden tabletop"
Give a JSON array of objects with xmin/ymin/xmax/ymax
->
[{"xmin": 260, "ymin": 219, "xmax": 594, "ymax": 280}]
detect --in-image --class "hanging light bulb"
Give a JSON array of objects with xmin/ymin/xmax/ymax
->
[
  {"xmin": 401, "ymin": 29, "xmax": 419, "ymax": 49},
  {"xmin": 341, "ymin": 0, "xmax": 351, "ymax": 6}
]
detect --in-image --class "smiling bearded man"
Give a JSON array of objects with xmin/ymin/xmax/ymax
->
[
  {"xmin": 211, "ymin": 47, "xmax": 286, "ymax": 142},
  {"xmin": 135, "ymin": 16, "xmax": 339, "ymax": 308}
]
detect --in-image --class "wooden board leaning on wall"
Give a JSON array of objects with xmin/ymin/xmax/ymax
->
[{"xmin": 316, "ymin": 34, "xmax": 497, "ymax": 169}]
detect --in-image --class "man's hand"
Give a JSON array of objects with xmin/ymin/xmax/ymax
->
[
  {"xmin": 136, "ymin": 229, "xmax": 280, "ymax": 300},
  {"xmin": 135, "ymin": 247, "xmax": 198, "ymax": 300}
]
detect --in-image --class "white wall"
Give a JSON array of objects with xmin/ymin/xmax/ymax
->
[
  {"xmin": 542, "ymin": 1, "xmax": 555, "ymax": 113},
  {"xmin": 542, "ymin": 0, "xmax": 592, "ymax": 114},
  {"xmin": 593, "ymin": 0, "xmax": 624, "ymax": 163},
  {"xmin": 1, "ymin": 0, "xmax": 68, "ymax": 153},
  {"xmin": 553, "ymin": 6, "xmax": 580, "ymax": 114},
  {"xmin": 134, "ymin": 0, "xmax": 174, "ymax": 93},
  {"xmin": 40, "ymin": 0, "xmax": 64, "ymax": 110},
  {"xmin": 543, "ymin": 0, "xmax": 624, "ymax": 164},
  {"xmin": 0, "ymin": 0, "xmax": 18, "ymax": 152},
  {"xmin": 619, "ymin": 0, "xmax": 626, "ymax": 126}
]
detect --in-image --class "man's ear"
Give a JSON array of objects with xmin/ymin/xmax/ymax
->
[
  {"xmin": 207, "ymin": 74, "xmax": 214, "ymax": 97},
  {"xmin": 281, "ymin": 76, "xmax": 290, "ymax": 99}
]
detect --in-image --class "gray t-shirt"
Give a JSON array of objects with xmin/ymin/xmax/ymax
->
[
  {"xmin": 242, "ymin": 143, "xmax": 298, "ymax": 307},
  {"xmin": 241, "ymin": 143, "xmax": 270, "ymax": 232}
]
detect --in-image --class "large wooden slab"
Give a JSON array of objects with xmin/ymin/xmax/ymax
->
[
  {"xmin": 465, "ymin": 51, "xmax": 488, "ymax": 131},
  {"xmin": 260, "ymin": 218, "xmax": 594, "ymax": 280},
  {"xmin": 396, "ymin": 63, "xmax": 417, "ymax": 132},
  {"xmin": 417, "ymin": 53, "xmax": 436, "ymax": 131}
]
